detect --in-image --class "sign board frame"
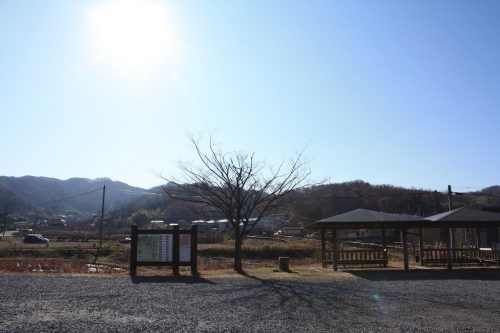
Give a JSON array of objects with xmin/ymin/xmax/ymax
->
[{"xmin": 130, "ymin": 225, "xmax": 198, "ymax": 276}]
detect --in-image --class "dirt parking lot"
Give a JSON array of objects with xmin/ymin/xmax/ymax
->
[{"xmin": 1, "ymin": 269, "xmax": 500, "ymax": 332}]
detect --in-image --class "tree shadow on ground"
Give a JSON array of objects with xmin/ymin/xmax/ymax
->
[
  {"xmin": 344, "ymin": 268, "xmax": 500, "ymax": 281},
  {"xmin": 130, "ymin": 275, "xmax": 215, "ymax": 284},
  {"xmin": 229, "ymin": 270, "xmax": 373, "ymax": 329},
  {"xmin": 235, "ymin": 270, "xmax": 352, "ymax": 308}
]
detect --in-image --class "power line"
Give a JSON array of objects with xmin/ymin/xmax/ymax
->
[
  {"xmin": 453, "ymin": 186, "xmax": 483, "ymax": 191},
  {"xmin": 289, "ymin": 189, "xmax": 443, "ymax": 200},
  {"xmin": 7, "ymin": 187, "xmax": 103, "ymax": 211},
  {"xmin": 453, "ymin": 191, "xmax": 500, "ymax": 198},
  {"xmin": 36, "ymin": 187, "xmax": 104, "ymax": 208}
]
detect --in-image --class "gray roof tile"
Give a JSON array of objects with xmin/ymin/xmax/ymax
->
[
  {"xmin": 426, "ymin": 207, "xmax": 500, "ymax": 222},
  {"xmin": 316, "ymin": 208, "xmax": 427, "ymax": 223}
]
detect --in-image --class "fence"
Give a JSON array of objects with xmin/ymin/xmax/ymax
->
[{"xmin": 421, "ymin": 248, "xmax": 500, "ymax": 266}]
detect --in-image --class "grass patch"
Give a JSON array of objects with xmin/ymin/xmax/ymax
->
[
  {"xmin": 0, "ymin": 247, "xmax": 117, "ymax": 261},
  {"xmin": 199, "ymin": 239, "xmax": 319, "ymax": 259},
  {"xmin": 0, "ymin": 258, "xmax": 127, "ymax": 274}
]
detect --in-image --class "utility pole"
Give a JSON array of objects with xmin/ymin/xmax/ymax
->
[
  {"xmin": 99, "ymin": 185, "xmax": 106, "ymax": 247},
  {"xmin": 447, "ymin": 185, "xmax": 452, "ymax": 211},
  {"xmin": 33, "ymin": 211, "xmax": 39, "ymax": 234},
  {"xmin": 1, "ymin": 202, "xmax": 6, "ymax": 239},
  {"xmin": 447, "ymin": 185, "xmax": 453, "ymax": 249}
]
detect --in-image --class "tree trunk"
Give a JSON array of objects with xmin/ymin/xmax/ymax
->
[{"xmin": 234, "ymin": 233, "xmax": 243, "ymax": 273}]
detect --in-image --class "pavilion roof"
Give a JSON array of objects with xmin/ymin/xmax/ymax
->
[
  {"xmin": 311, "ymin": 207, "xmax": 500, "ymax": 229},
  {"xmin": 311, "ymin": 208, "xmax": 427, "ymax": 229},
  {"xmin": 426, "ymin": 207, "xmax": 500, "ymax": 227}
]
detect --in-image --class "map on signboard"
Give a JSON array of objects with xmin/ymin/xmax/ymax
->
[{"xmin": 137, "ymin": 234, "xmax": 173, "ymax": 262}]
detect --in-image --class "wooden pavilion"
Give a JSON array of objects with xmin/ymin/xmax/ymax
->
[
  {"xmin": 424, "ymin": 207, "xmax": 500, "ymax": 269},
  {"xmin": 311, "ymin": 208, "xmax": 500, "ymax": 271}
]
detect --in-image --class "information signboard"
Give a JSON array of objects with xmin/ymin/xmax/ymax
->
[{"xmin": 130, "ymin": 225, "xmax": 197, "ymax": 276}]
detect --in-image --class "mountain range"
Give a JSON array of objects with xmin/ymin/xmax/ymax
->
[
  {"xmin": 1, "ymin": 176, "xmax": 498, "ymax": 225},
  {"xmin": 0, "ymin": 176, "xmax": 156, "ymax": 215}
]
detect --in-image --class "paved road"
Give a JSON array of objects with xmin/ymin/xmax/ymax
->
[{"xmin": 1, "ymin": 270, "xmax": 500, "ymax": 332}]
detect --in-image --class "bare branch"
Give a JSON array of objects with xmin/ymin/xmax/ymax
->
[{"xmin": 163, "ymin": 135, "xmax": 313, "ymax": 272}]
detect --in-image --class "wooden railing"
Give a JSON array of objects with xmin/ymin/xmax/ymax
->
[
  {"xmin": 421, "ymin": 248, "xmax": 500, "ymax": 266},
  {"xmin": 325, "ymin": 249, "xmax": 388, "ymax": 268},
  {"xmin": 323, "ymin": 247, "xmax": 500, "ymax": 269},
  {"xmin": 478, "ymin": 249, "xmax": 500, "ymax": 265}
]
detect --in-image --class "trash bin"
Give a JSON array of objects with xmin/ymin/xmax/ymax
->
[{"xmin": 279, "ymin": 257, "xmax": 290, "ymax": 272}]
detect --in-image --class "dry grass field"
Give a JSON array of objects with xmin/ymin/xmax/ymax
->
[
  {"xmin": 0, "ymin": 235, "xmax": 324, "ymax": 275},
  {"xmin": 0, "ymin": 235, "xmax": 479, "ymax": 277}
]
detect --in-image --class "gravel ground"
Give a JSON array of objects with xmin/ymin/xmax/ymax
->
[{"xmin": 1, "ymin": 270, "xmax": 500, "ymax": 332}]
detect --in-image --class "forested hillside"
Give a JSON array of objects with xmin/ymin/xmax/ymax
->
[
  {"xmin": 110, "ymin": 180, "xmax": 500, "ymax": 227},
  {"xmin": 2, "ymin": 176, "xmax": 498, "ymax": 228},
  {"xmin": 0, "ymin": 176, "xmax": 146, "ymax": 215}
]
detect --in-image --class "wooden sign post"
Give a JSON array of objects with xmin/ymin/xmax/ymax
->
[{"xmin": 130, "ymin": 225, "xmax": 198, "ymax": 276}]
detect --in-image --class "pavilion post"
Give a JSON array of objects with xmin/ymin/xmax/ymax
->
[
  {"xmin": 130, "ymin": 225, "xmax": 138, "ymax": 277},
  {"xmin": 476, "ymin": 227, "xmax": 481, "ymax": 248},
  {"xmin": 331, "ymin": 228, "xmax": 338, "ymax": 271},
  {"xmin": 418, "ymin": 227, "xmax": 424, "ymax": 264},
  {"xmin": 447, "ymin": 185, "xmax": 454, "ymax": 250},
  {"xmin": 449, "ymin": 229, "xmax": 454, "ymax": 249},
  {"xmin": 321, "ymin": 227, "xmax": 326, "ymax": 268},
  {"xmin": 402, "ymin": 228, "xmax": 409, "ymax": 271},
  {"xmin": 381, "ymin": 226, "xmax": 387, "ymax": 268},
  {"xmin": 446, "ymin": 226, "xmax": 453, "ymax": 270}
]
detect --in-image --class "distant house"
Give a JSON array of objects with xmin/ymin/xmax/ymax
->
[
  {"xmin": 148, "ymin": 220, "xmax": 165, "ymax": 229},
  {"xmin": 191, "ymin": 220, "xmax": 209, "ymax": 231},
  {"xmin": 277, "ymin": 227, "xmax": 304, "ymax": 237},
  {"xmin": 175, "ymin": 219, "xmax": 191, "ymax": 229},
  {"xmin": 216, "ymin": 219, "xmax": 232, "ymax": 233}
]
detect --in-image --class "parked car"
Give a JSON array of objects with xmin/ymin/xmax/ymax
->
[
  {"xmin": 119, "ymin": 237, "xmax": 131, "ymax": 244},
  {"xmin": 23, "ymin": 234, "xmax": 49, "ymax": 244}
]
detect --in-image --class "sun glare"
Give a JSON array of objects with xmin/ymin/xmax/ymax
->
[{"xmin": 86, "ymin": 0, "xmax": 178, "ymax": 79}]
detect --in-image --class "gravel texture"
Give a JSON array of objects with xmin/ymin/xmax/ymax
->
[{"xmin": 1, "ymin": 270, "xmax": 500, "ymax": 332}]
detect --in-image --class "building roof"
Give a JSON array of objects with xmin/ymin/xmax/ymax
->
[
  {"xmin": 311, "ymin": 208, "xmax": 427, "ymax": 229},
  {"xmin": 426, "ymin": 207, "xmax": 500, "ymax": 227},
  {"xmin": 317, "ymin": 209, "xmax": 426, "ymax": 223},
  {"xmin": 311, "ymin": 207, "xmax": 500, "ymax": 230}
]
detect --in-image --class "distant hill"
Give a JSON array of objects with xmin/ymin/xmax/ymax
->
[
  {"xmin": 481, "ymin": 186, "xmax": 500, "ymax": 196},
  {"xmin": 287, "ymin": 181, "xmax": 500, "ymax": 222},
  {"xmin": 0, "ymin": 176, "xmax": 157, "ymax": 216},
  {"xmin": 1, "ymin": 176, "xmax": 498, "ymax": 227},
  {"xmin": 112, "ymin": 180, "xmax": 500, "ymax": 227}
]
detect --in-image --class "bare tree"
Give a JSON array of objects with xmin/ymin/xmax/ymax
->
[{"xmin": 162, "ymin": 136, "xmax": 311, "ymax": 272}]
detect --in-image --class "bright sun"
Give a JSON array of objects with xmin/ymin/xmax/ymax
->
[{"xmin": 86, "ymin": 0, "xmax": 177, "ymax": 79}]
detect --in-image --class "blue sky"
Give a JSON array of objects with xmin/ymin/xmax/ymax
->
[{"xmin": 1, "ymin": 0, "xmax": 499, "ymax": 191}]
